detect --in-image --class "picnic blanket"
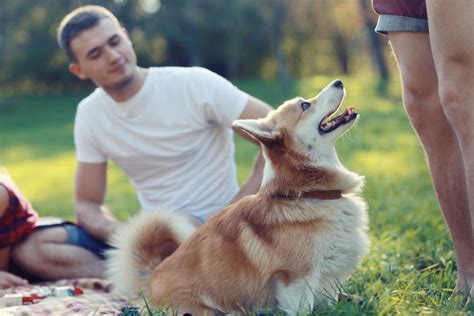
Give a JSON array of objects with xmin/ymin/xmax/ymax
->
[{"xmin": 0, "ymin": 278, "xmax": 143, "ymax": 315}]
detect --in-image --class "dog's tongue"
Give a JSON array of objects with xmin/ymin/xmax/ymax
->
[
  {"xmin": 345, "ymin": 106, "xmax": 356, "ymax": 118},
  {"xmin": 335, "ymin": 106, "xmax": 356, "ymax": 123},
  {"xmin": 322, "ymin": 106, "xmax": 356, "ymax": 125},
  {"xmin": 320, "ymin": 106, "xmax": 358, "ymax": 133}
]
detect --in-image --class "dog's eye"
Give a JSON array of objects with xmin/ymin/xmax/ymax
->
[{"xmin": 301, "ymin": 102, "xmax": 311, "ymax": 111}]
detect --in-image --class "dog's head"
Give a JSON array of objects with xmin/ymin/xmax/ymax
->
[{"xmin": 233, "ymin": 80, "xmax": 363, "ymax": 195}]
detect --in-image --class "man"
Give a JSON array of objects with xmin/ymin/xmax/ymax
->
[
  {"xmin": 373, "ymin": 0, "xmax": 474, "ymax": 297},
  {"xmin": 57, "ymin": 5, "xmax": 270, "ymax": 262}
]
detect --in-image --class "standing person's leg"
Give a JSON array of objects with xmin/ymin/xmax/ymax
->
[
  {"xmin": 389, "ymin": 32, "xmax": 474, "ymax": 295},
  {"xmin": 426, "ymin": 0, "xmax": 474, "ymax": 295}
]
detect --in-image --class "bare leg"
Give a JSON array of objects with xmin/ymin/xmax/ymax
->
[
  {"xmin": 389, "ymin": 32, "xmax": 474, "ymax": 295},
  {"xmin": 426, "ymin": 0, "xmax": 474, "ymax": 295},
  {"xmin": 12, "ymin": 227, "xmax": 104, "ymax": 280}
]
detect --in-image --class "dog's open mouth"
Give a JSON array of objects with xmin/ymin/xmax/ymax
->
[{"xmin": 319, "ymin": 106, "xmax": 358, "ymax": 134}]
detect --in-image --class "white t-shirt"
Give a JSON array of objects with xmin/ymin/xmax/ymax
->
[{"xmin": 74, "ymin": 67, "xmax": 249, "ymax": 219}]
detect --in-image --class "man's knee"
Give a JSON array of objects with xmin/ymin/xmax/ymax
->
[
  {"xmin": 437, "ymin": 76, "xmax": 472, "ymax": 128},
  {"xmin": 402, "ymin": 82, "xmax": 441, "ymax": 130}
]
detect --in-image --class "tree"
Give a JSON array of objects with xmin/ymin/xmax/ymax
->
[
  {"xmin": 268, "ymin": 0, "xmax": 291, "ymax": 90},
  {"xmin": 0, "ymin": 0, "xmax": 392, "ymax": 93},
  {"xmin": 359, "ymin": 0, "xmax": 390, "ymax": 89}
]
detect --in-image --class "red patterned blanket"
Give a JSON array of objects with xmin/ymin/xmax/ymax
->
[{"xmin": 0, "ymin": 278, "xmax": 142, "ymax": 315}]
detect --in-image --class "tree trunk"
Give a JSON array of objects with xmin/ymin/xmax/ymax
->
[
  {"xmin": 272, "ymin": 0, "xmax": 291, "ymax": 91},
  {"xmin": 359, "ymin": 0, "xmax": 390, "ymax": 85},
  {"xmin": 226, "ymin": 36, "xmax": 240, "ymax": 78},
  {"xmin": 0, "ymin": 0, "xmax": 5, "ymax": 72},
  {"xmin": 185, "ymin": 0, "xmax": 201, "ymax": 67},
  {"xmin": 333, "ymin": 31, "xmax": 350, "ymax": 75}
]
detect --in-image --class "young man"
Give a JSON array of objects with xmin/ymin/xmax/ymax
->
[
  {"xmin": 56, "ymin": 5, "xmax": 271, "ymax": 256},
  {"xmin": 373, "ymin": 0, "xmax": 474, "ymax": 297}
]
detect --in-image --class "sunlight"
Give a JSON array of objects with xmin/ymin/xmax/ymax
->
[
  {"xmin": 139, "ymin": 0, "xmax": 161, "ymax": 14},
  {"xmin": 353, "ymin": 149, "xmax": 417, "ymax": 178}
]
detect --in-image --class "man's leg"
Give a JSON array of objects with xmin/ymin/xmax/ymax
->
[
  {"xmin": 12, "ymin": 226, "xmax": 105, "ymax": 280},
  {"xmin": 389, "ymin": 32, "xmax": 474, "ymax": 294},
  {"xmin": 426, "ymin": 0, "xmax": 474, "ymax": 295}
]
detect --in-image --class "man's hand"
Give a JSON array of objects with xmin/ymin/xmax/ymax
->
[
  {"xmin": 0, "ymin": 271, "xmax": 28, "ymax": 289},
  {"xmin": 75, "ymin": 162, "xmax": 121, "ymax": 241}
]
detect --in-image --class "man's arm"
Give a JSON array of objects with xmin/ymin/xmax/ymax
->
[
  {"xmin": 75, "ymin": 162, "xmax": 121, "ymax": 242},
  {"xmin": 231, "ymin": 96, "xmax": 273, "ymax": 203}
]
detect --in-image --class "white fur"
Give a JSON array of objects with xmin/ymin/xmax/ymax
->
[
  {"xmin": 260, "ymin": 151, "xmax": 276, "ymax": 187},
  {"xmin": 275, "ymin": 195, "xmax": 368, "ymax": 312},
  {"xmin": 276, "ymin": 278, "xmax": 315, "ymax": 315},
  {"xmin": 105, "ymin": 211, "xmax": 196, "ymax": 295},
  {"xmin": 199, "ymin": 294, "xmax": 225, "ymax": 312}
]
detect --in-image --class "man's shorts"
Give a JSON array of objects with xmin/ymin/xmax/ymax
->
[
  {"xmin": 35, "ymin": 219, "xmax": 111, "ymax": 260},
  {"xmin": 373, "ymin": 0, "xmax": 428, "ymax": 35}
]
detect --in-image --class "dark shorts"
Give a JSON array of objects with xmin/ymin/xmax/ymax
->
[
  {"xmin": 35, "ymin": 220, "xmax": 112, "ymax": 260},
  {"xmin": 372, "ymin": 0, "xmax": 428, "ymax": 34},
  {"xmin": 63, "ymin": 224, "xmax": 112, "ymax": 260}
]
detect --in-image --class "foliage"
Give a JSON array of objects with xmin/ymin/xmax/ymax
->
[
  {"xmin": 0, "ymin": 0, "xmax": 392, "ymax": 93},
  {"xmin": 1, "ymin": 73, "xmax": 472, "ymax": 313}
]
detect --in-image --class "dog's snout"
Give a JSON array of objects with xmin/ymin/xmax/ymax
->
[{"xmin": 332, "ymin": 80, "xmax": 344, "ymax": 89}]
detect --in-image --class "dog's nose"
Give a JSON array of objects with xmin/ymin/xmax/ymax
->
[{"xmin": 332, "ymin": 80, "xmax": 344, "ymax": 89}]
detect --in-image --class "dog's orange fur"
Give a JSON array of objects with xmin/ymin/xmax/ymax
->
[
  {"xmin": 146, "ymin": 100, "xmax": 340, "ymax": 313},
  {"xmin": 148, "ymin": 194, "xmax": 330, "ymax": 313},
  {"xmin": 107, "ymin": 81, "xmax": 368, "ymax": 314}
]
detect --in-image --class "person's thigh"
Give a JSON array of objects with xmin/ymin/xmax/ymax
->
[
  {"xmin": 25, "ymin": 226, "xmax": 68, "ymax": 243},
  {"xmin": 11, "ymin": 226, "xmax": 68, "ymax": 277},
  {"xmin": 388, "ymin": 32, "xmax": 437, "ymax": 92},
  {"xmin": 15, "ymin": 224, "xmax": 110, "ymax": 260},
  {"xmin": 12, "ymin": 226, "xmax": 68, "ymax": 262},
  {"xmin": 426, "ymin": 1, "xmax": 474, "ymax": 67},
  {"xmin": 426, "ymin": 0, "xmax": 474, "ymax": 118}
]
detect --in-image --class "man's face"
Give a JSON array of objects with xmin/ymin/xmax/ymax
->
[{"xmin": 69, "ymin": 18, "xmax": 137, "ymax": 89}]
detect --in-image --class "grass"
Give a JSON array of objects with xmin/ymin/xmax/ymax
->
[{"xmin": 1, "ymin": 72, "xmax": 473, "ymax": 314}]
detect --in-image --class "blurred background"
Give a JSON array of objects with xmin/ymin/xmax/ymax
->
[
  {"xmin": 1, "ymin": 0, "xmax": 405, "ymax": 217},
  {"xmin": 0, "ymin": 0, "xmax": 393, "ymax": 95},
  {"xmin": 2, "ymin": 1, "xmax": 470, "ymax": 312}
]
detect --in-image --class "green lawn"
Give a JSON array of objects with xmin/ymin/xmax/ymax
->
[{"xmin": 0, "ymin": 73, "xmax": 472, "ymax": 314}]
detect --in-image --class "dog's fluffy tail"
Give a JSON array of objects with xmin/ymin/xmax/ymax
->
[{"xmin": 105, "ymin": 211, "xmax": 197, "ymax": 295}]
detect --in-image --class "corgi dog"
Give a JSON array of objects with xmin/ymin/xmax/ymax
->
[{"xmin": 106, "ymin": 79, "xmax": 368, "ymax": 315}]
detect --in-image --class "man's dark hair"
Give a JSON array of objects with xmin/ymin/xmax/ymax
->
[{"xmin": 57, "ymin": 5, "xmax": 121, "ymax": 62}]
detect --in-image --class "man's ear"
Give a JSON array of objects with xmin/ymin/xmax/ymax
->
[
  {"xmin": 232, "ymin": 119, "xmax": 280, "ymax": 143},
  {"xmin": 121, "ymin": 27, "xmax": 133, "ymax": 45},
  {"xmin": 69, "ymin": 63, "xmax": 88, "ymax": 80},
  {"xmin": 122, "ymin": 27, "xmax": 129, "ymax": 38}
]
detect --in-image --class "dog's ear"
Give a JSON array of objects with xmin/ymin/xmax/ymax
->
[{"xmin": 232, "ymin": 119, "xmax": 280, "ymax": 143}]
